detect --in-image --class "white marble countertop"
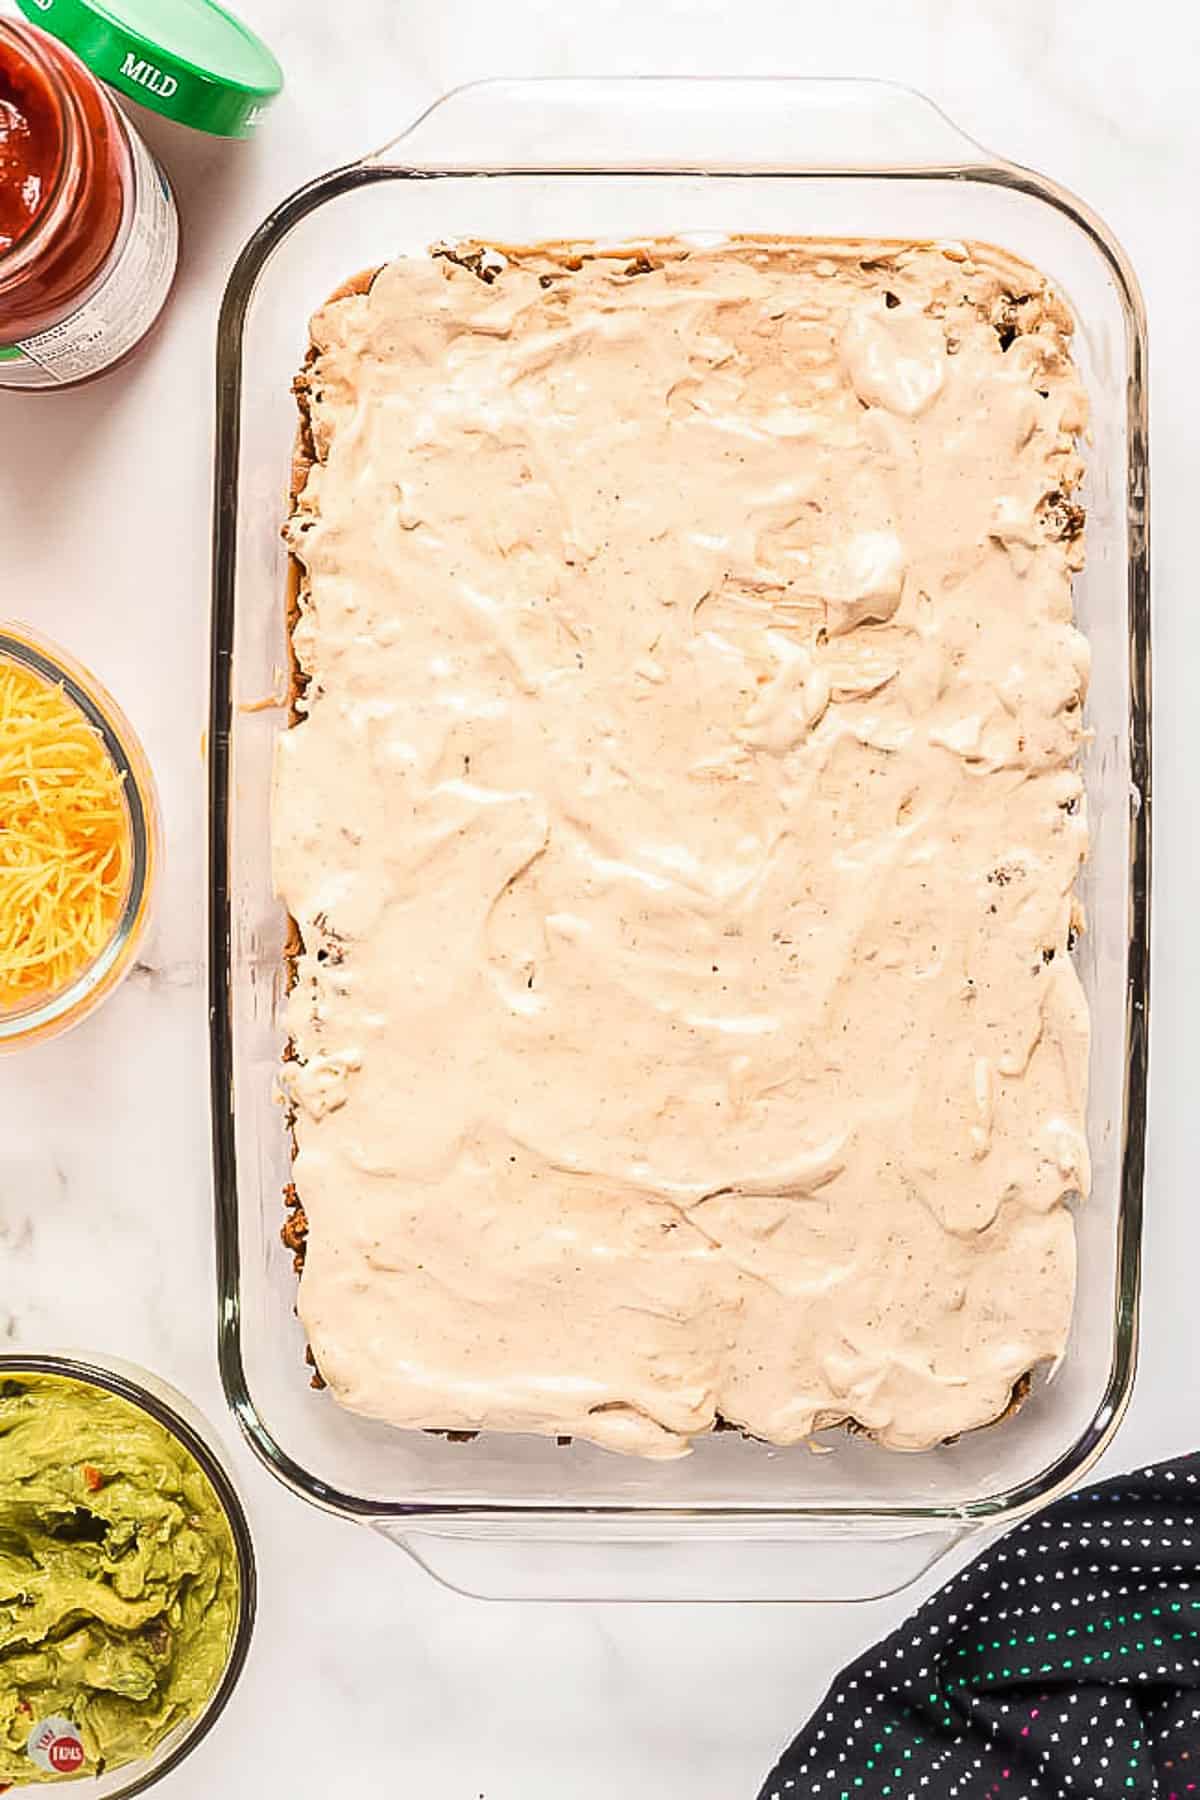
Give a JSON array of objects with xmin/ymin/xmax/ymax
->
[{"xmin": 0, "ymin": 0, "xmax": 1194, "ymax": 1793}]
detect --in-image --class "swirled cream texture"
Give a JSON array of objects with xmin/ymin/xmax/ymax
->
[{"xmin": 276, "ymin": 239, "xmax": 1090, "ymax": 1459}]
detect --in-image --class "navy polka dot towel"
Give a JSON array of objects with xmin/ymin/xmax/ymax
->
[{"xmin": 759, "ymin": 1454, "xmax": 1200, "ymax": 1799}]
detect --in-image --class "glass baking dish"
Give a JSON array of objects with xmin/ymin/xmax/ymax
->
[{"xmin": 208, "ymin": 78, "xmax": 1150, "ymax": 1601}]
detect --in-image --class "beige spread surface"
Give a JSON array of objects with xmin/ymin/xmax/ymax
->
[{"xmin": 275, "ymin": 238, "xmax": 1090, "ymax": 1459}]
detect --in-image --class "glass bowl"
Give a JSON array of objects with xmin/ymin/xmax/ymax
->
[
  {"xmin": 0, "ymin": 1352, "xmax": 256, "ymax": 1796},
  {"xmin": 209, "ymin": 78, "xmax": 1149, "ymax": 1600},
  {"xmin": 0, "ymin": 625, "xmax": 159, "ymax": 1051}
]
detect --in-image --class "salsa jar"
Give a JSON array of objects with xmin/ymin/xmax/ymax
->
[{"xmin": 0, "ymin": 15, "xmax": 177, "ymax": 388}]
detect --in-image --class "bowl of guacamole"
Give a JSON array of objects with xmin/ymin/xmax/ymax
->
[{"xmin": 0, "ymin": 1359, "xmax": 255, "ymax": 1792}]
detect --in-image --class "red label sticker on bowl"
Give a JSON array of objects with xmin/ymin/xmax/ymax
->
[{"xmin": 26, "ymin": 1718, "xmax": 86, "ymax": 1776}]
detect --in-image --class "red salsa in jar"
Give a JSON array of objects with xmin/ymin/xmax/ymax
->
[
  {"xmin": 0, "ymin": 18, "xmax": 176, "ymax": 387},
  {"xmin": 0, "ymin": 26, "xmax": 64, "ymax": 253}
]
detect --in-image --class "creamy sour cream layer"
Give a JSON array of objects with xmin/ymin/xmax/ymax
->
[{"xmin": 276, "ymin": 239, "xmax": 1090, "ymax": 1459}]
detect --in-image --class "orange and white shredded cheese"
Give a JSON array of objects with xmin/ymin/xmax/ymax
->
[{"xmin": 0, "ymin": 661, "xmax": 131, "ymax": 1008}]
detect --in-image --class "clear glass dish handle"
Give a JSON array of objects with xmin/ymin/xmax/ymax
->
[
  {"xmin": 367, "ymin": 1517, "xmax": 970, "ymax": 1603},
  {"xmin": 366, "ymin": 78, "xmax": 992, "ymax": 175}
]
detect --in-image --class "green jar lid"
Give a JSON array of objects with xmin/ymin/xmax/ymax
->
[{"xmin": 15, "ymin": 0, "xmax": 283, "ymax": 138}]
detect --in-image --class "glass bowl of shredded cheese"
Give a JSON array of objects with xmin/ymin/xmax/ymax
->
[{"xmin": 0, "ymin": 625, "xmax": 157, "ymax": 1048}]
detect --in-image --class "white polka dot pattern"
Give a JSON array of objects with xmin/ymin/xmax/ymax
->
[{"xmin": 759, "ymin": 1457, "xmax": 1200, "ymax": 1800}]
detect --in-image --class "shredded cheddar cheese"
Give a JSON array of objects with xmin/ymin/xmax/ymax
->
[{"xmin": 0, "ymin": 662, "xmax": 131, "ymax": 1008}]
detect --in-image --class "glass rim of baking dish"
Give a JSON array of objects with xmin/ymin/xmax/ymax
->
[
  {"xmin": 208, "ymin": 76, "xmax": 1150, "ymax": 1530},
  {"xmin": 0, "ymin": 622, "xmax": 158, "ymax": 1049},
  {"xmin": 0, "ymin": 1352, "xmax": 257, "ymax": 1795}
]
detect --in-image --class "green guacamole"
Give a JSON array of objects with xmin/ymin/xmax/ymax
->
[{"xmin": 0, "ymin": 1374, "xmax": 240, "ymax": 1785}]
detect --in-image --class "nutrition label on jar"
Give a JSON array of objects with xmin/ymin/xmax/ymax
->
[{"xmin": 0, "ymin": 129, "xmax": 177, "ymax": 387}]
